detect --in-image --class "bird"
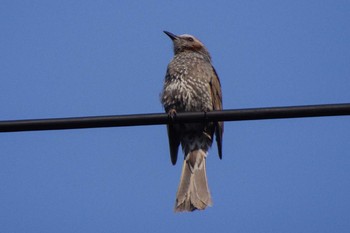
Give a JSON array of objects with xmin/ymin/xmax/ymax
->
[{"xmin": 161, "ymin": 31, "xmax": 223, "ymax": 212}]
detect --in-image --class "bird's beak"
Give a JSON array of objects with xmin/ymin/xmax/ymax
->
[{"xmin": 163, "ymin": 31, "xmax": 178, "ymax": 40}]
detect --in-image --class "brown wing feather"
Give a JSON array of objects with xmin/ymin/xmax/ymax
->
[{"xmin": 210, "ymin": 67, "xmax": 223, "ymax": 159}]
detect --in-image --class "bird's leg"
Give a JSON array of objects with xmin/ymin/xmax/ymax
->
[
  {"xmin": 202, "ymin": 110, "xmax": 208, "ymax": 126},
  {"xmin": 202, "ymin": 110, "xmax": 212, "ymax": 140},
  {"xmin": 203, "ymin": 110, "xmax": 207, "ymax": 120}
]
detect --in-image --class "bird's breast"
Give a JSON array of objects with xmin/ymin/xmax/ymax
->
[{"xmin": 162, "ymin": 65, "xmax": 212, "ymax": 112}]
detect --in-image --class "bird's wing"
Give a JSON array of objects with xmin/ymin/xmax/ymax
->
[
  {"xmin": 162, "ymin": 70, "xmax": 181, "ymax": 165},
  {"xmin": 210, "ymin": 67, "xmax": 223, "ymax": 159},
  {"xmin": 167, "ymin": 122, "xmax": 180, "ymax": 165}
]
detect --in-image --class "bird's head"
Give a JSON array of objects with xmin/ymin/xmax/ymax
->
[{"xmin": 163, "ymin": 31, "xmax": 211, "ymax": 60}]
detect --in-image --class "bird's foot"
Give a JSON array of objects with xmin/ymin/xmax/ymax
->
[{"xmin": 168, "ymin": 109, "xmax": 177, "ymax": 120}]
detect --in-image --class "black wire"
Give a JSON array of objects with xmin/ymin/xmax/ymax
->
[{"xmin": 0, "ymin": 103, "xmax": 349, "ymax": 133}]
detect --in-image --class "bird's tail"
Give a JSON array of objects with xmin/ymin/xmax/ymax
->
[{"xmin": 174, "ymin": 149, "xmax": 212, "ymax": 212}]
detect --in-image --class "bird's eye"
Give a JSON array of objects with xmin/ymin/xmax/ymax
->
[{"xmin": 186, "ymin": 37, "xmax": 194, "ymax": 42}]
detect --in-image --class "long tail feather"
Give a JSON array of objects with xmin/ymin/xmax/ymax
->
[{"xmin": 174, "ymin": 149, "xmax": 212, "ymax": 212}]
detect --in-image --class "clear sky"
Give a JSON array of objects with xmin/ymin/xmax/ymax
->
[{"xmin": 1, "ymin": 1, "xmax": 350, "ymax": 232}]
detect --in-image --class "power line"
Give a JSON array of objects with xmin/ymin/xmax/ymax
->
[{"xmin": 0, "ymin": 103, "xmax": 349, "ymax": 133}]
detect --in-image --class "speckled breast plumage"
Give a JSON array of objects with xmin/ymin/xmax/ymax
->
[{"xmin": 161, "ymin": 52, "xmax": 213, "ymax": 114}]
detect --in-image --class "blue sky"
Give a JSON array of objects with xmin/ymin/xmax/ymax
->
[{"xmin": 1, "ymin": 1, "xmax": 350, "ymax": 232}]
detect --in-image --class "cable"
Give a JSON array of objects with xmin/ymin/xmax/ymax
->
[{"xmin": 0, "ymin": 103, "xmax": 349, "ymax": 133}]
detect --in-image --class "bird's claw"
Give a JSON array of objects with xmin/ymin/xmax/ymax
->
[{"xmin": 168, "ymin": 109, "xmax": 177, "ymax": 121}]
